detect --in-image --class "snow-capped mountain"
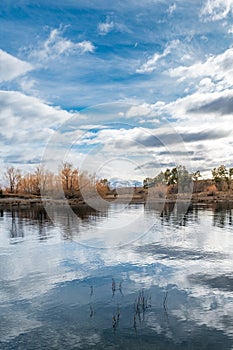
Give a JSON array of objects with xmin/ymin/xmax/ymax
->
[{"xmin": 108, "ymin": 178, "xmax": 142, "ymax": 188}]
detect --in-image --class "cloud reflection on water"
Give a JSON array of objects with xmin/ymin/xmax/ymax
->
[{"xmin": 0, "ymin": 203, "xmax": 232, "ymax": 348}]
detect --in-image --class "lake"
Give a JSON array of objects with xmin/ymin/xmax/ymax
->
[{"xmin": 0, "ymin": 202, "xmax": 233, "ymax": 349}]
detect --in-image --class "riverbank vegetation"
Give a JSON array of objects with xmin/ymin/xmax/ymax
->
[
  {"xmin": 1, "ymin": 164, "xmax": 233, "ymax": 203},
  {"xmin": 144, "ymin": 165, "xmax": 233, "ymax": 192},
  {"xmin": 142, "ymin": 165, "xmax": 233, "ymax": 202},
  {"xmin": 2, "ymin": 163, "xmax": 109, "ymax": 200}
]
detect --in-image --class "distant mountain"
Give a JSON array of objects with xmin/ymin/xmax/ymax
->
[{"xmin": 108, "ymin": 178, "xmax": 143, "ymax": 188}]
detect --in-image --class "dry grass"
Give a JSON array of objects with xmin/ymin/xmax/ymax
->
[{"xmin": 148, "ymin": 184, "xmax": 167, "ymax": 198}]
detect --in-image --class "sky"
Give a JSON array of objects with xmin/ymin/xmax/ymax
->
[{"xmin": 1, "ymin": 0, "xmax": 233, "ymax": 184}]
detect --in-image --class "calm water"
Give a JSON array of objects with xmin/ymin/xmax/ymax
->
[{"xmin": 0, "ymin": 202, "xmax": 233, "ymax": 349}]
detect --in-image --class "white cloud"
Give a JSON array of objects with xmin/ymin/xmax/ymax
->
[
  {"xmin": 1, "ymin": 88, "xmax": 232, "ymax": 180},
  {"xmin": 98, "ymin": 20, "xmax": 114, "ymax": 35},
  {"xmin": 130, "ymin": 89, "xmax": 233, "ymax": 171},
  {"xmin": 0, "ymin": 49, "xmax": 33, "ymax": 83},
  {"xmin": 75, "ymin": 40, "xmax": 95, "ymax": 53},
  {"xmin": 167, "ymin": 3, "xmax": 176, "ymax": 15},
  {"xmin": 169, "ymin": 47, "xmax": 233, "ymax": 91},
  {"xmin": 158, "ymin": 89, "xmax": 233, "ymax": 119},
  {"xmin": 136, "ymin": 40, "xmax": 179, "ymax": 74},
  {"xmin": 29, "ymin": 27, "xmax": 95, "ymax": 62},
  {"xmin": 125, "ymin": 103, "xmax": 152, "ymax": 118},
  {"xmin": 97, "ymin": 18, "xmax": 130, "ymax": 36},
  {"xmin": 228, "ymin": 24, "xmax": 233, "ymax": 33},
  {"xmin": 19, "ymin": 77, "xmax": 36, "ymax": 94},
  {"xmin": 0, "ymin": 90, "xmax": 79, "ymax": 167},
  {"xmin": 153, "ymin": 92, "xmax": 233, "ymax": 172},
  {"xmin": 200, "ymin": 0, "xmax": 233, "ymax": 21},
  {"xmin": 75, "ymin": 121, "xmax": 231, "ymax": 179}
]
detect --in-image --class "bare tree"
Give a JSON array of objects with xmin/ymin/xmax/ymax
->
[
  {"xmin": 61, "ymin": 162, "xmax": 73, "ymax": 191},
  {"xmin": 33, "ymin": 165, "xmax": 49, "ymax": 195},
  {"xmin": 4, "ymin": 167, "xmax": 21, "ymax": 193}
]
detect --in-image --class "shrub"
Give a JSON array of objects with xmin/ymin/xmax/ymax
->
[
  {"xmin": 148, "ymin": 184, "xmax": 167, "ymax": 198},
  {"xmin": 206, "ymin": 184, "xmax": 218, "ymax": 196}
]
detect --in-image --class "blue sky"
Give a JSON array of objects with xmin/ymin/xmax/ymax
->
[{"xmin": 1, "ymin": 0, "xmax": 233, "ymax": 182}]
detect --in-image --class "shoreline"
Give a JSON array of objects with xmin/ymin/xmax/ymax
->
[{"xmin": 1, "ymin": 193, "xmax": 233, "ymax": 209}]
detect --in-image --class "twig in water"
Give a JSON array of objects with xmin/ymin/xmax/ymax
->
[
  {"xmin": 117, "ymin": 305, "xmax": 120, "ymax": 322},
  {"xmin": 89, "ymin": 304, "xmax": 95, "ymax": 318},
  {"xmin": 133, "ymin": 313, "xmax": 137, "ymax": 333},
  {"xmin": 112, "ymin": 315, "xmax": 117, "ymax": 331},
  {"xmin": 148, "ymin": 296, "xmax": 151, "ymax": 308},
  {"xmin": 112, "ymin": 305, "xmax": 121, "ymax": 331},
  {"xmin": 163, "ymin": 291, "xmax": 168, "ymax": 310},
  {"xmin": 112, "ymin": 278, "xmax": 116, "ymax": 297},
  {"xmin": 119, "ymin": 280, "xmax": 123, "ymax": 295}
]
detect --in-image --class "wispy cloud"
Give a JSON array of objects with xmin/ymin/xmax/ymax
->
[
  {"xmin": 136, "ymin": 40, "xmax": 179, "ymax": 74},
  {"xmin": 228, "ymin": 25, "xmax": 233, "ymax": 33},
  {"xmin": 200, "ymin": 0, "xmax": 233, "ymax": 21},
  {"xmin": 18, "ymin": 77, "xmax": 36, "ymax": 94},
  {"xmin": 0, "ymin": 50, "xmax": 33, "ymax": 83},
  {"xmin": 98, "ymin": 20, "xmax": 114, "ymax": 35},
  {"xmin": 97, "ymin": 17, "xmax": 130, "ymax": 36},
  {"xmin": 28, "ymin": 27, "xmax": 95, "ymax": 62},
  {"xmin": 167, "ymin": 3, "xmax": 177, "ymax": 15}
]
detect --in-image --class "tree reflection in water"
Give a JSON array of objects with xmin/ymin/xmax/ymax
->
[
  {"xmin": 212, "ymin": 202, "xmax": 233, "ymax": 228},
  {"xmin": 2, "ymin": 204, "xmax": 109, "ymax": 242}
]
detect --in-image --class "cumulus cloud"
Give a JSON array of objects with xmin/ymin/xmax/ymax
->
[
  {"xmin": 1, "ymin": 89, "xmax": 232, "ymax": 178},
  {"xmin": 169, "ymin": 47, "xmax": 233, "ymax": 92},
  {"xmin": 141, "ymin": 96, "xmax": 232, "ymax": 174},
  {"xmin": 136, "ymin": 40, "xmax": 179, "ymax": 74},
  {"xmin": 187, "ymin": 94, "xmax": 233, "ymax": 115},
  {"xmin": 200, "ymin": 0, "xmax": 233, "ymax": 21},
  {"xmin": 0, "ymin": 49, "xmax": 33, "ymax": 83},
  {"xmin": 0, "ymin": 90, "xmax": 71, "ymax": 129},
  {"xmin": 85, "ymin": 125, "xmax": 227, "ymax": 177},
  {"xmin": 28, "ymin": 27, "xmax": 95, "ymax": 62},
  {"xmin": 163, "ymin": 46, "xmax": 233, "ymax": 136},
  {"xmin": 0, "ymin": 90, "xmax": 78, "ymax": 166},
  {"xmin": 125, "ymin": 103, "xmax": 153, "ymax": 118},
  {"xmin": 164, "ymin": 89, "xmax": 233, "ymax": 120}
]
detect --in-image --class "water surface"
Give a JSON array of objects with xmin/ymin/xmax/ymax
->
[{"xmin": 0, "ymin": 202, "xmax": 232, "ymax": 349}]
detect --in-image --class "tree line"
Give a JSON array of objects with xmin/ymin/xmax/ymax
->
[
  {"xmin": 2, "ymin": 163, "xmax": 233, "ymax": 198},
  {"xmin": 2, "ymin": 163, "xmax": 109, "ymax": 199},
  {"xmin": 143, "ymin": 165, "xmax": 233, "ymax": 192}
]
